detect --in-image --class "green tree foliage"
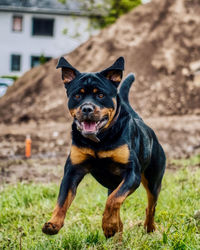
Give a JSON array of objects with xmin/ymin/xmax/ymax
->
[
  {"xmin": 98, "ymin": 0, "xmax": 141, "ymax": 27},
  {"xmin": 58, "ymin": 0, "xmax": 141, "ymax": 28}
]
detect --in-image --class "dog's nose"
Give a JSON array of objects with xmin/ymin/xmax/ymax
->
[{"xmin": 81, "ymin": 104, "xmax": 94, "ymax": 115}]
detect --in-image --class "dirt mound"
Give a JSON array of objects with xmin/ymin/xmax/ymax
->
[{"xmin": 0, "ymin": 0, "xmax": 200, "ymax": 124}]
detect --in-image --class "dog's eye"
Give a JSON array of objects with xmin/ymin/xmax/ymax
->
[
  {"xmin": 74, "ymin": 94, "xmax": 81, "ymax": 100},
  {"xmin": 97, "ymin": 93, "xmax": 104, "ymax": 99}
]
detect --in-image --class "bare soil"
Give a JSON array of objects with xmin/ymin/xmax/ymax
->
[
  {"xmin": 0, "ymin": 157, "xmax": 65, "ymax": 185},
  {"xmin": 0, "ymin": 115, "xmax": 199, "ymax": 159}
]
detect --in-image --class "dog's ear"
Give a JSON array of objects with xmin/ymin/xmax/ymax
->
[
  {"xmin": 56, "ymin": 57, "xmax": 80, "ymax": 84},
  {"xmin": 100, "ymin": 57, "xmax": 124, "ymax": 87}
]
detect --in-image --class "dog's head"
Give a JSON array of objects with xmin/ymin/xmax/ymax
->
[{"xmin": 57, "ymin": 57, "xmax": 124, "ymax": 141}]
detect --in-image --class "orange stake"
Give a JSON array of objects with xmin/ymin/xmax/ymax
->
[{"xmin": 25, "ymin": 135, "xmax": 32, "ymax": 158}]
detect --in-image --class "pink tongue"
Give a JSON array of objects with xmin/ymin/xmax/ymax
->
[{"xmin": 82, "ymin": 121, "xmax": 96, "ymax": 132}]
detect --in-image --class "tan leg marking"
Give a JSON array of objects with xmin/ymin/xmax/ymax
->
[
  {"xmin": 102, "ymin": 181, "xmax": 128, "ymax": 238},
  {"xmin": 42, "ymin": 190, "xmax": 74, "ymax": 235},
  {"xmin": 141, "ymin": 174, "xmax": 157, "ymax": 233}
]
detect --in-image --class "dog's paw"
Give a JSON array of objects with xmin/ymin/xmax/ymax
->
[
  {"xmin": 103, "ymin": 223, "xmax": 117, "ymax": 238},
  {"xmin": 42, "ymin": 222, "xmax": 62, "ymax": 235},
  {"xmin": 102, "ymin": 218, "xmax": 123, "ymax": 238},
  {"xmin": 144, "ymin": 221, "xmax": 156, "ymax": 233}
]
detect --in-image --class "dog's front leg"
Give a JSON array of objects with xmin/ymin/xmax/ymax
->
[
  {"xmin": 42, "ymin": 157, "xmax": 87, "ymax": 235},
  {"xmin": 102, "ymin": 163, "xmax": 141, "ymax": 238}
]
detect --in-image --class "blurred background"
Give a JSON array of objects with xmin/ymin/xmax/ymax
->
[{"xmin": 0, "ymin": 0, "xmax": 200, "ymax": 183}]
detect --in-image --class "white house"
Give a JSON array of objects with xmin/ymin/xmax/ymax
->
[{"xmin": 0, "ymin": 0, "xmax": 101, "ymax": 76}]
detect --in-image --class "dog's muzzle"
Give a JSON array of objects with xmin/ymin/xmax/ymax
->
[{"xmin": 74, "ymin": 103, "xmax": 108, "ymax": 139}]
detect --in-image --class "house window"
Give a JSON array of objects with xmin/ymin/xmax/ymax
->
[
  {"xmin": 31, "ymin": 56, "xmax": 51, "ymax": 68},
  {"xmin": 32, "ymin": 18, "xmax": 54, "ymax": 36},
  {"xmin": 11, "ymin": 55, "xmax": 21, "ymax": 71},
  {"xmin": 12, "ymin": 16, "xmax": 23, "ymax": 32}
]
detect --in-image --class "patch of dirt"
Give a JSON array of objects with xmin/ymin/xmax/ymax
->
[
  {"xmin": 0, "ymin": 121, "xmax": 72, "ymax": 159},
  {"xmin": 0, "ymin": 157, "xmax": 65, "ymax": 185},
  {"xmin": 0, "ymin": 115, "xmax": 199, "ymax": 160}
]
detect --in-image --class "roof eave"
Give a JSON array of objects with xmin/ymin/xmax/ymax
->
[{"xmin": 0, "ymin": 5, "xmax": 103, "ymax": 17}]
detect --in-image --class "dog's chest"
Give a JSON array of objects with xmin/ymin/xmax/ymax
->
[{"xmin": 70, "ymin": 144, "xmax": 130, "ymax": 166}]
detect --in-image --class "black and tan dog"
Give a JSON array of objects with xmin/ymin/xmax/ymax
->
[{"xmin": 42, "ymin": 57, "xmax": 166, "ymax": 238}]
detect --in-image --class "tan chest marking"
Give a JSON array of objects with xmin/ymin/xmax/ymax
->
[
  {"xmin": 70, "ymin": 145, "xmax": 95, "ymax": 165},
  {"xmin": 98, "ymin": 144, "xmax": 130, "ymax": 164},
  {"xmin": 70, "ymin": 144, "xmax": 129, "ymax": 165}
]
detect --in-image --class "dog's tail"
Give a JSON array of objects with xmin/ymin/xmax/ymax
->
[
  {"xmin": 119, "ymin": 73, "xmax": 135, "ymax": 104},
  {"xmin": 119, "ymin": 73, "xmax": 142, "ymax": 120}
]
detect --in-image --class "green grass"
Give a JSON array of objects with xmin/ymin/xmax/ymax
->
[
  {"xmin": 170, "ymin": 154, "xmax": 200, "ymax": 168},
  {"xmin": 0, "ymin": 166, "xmax": 200, "ymax": 249}
]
